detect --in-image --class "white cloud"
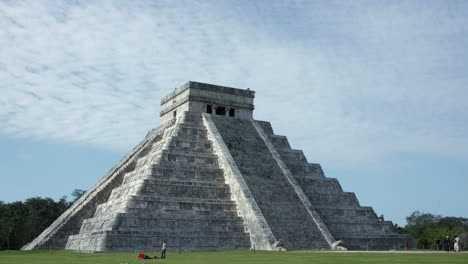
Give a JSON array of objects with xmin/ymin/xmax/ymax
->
[{"xmin": 1, "ymin": 0, "xmax": 467, "ymax": 170}]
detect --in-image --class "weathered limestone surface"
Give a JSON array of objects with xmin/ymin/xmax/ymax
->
[
  {"xmin": 257, "ymin": 121, "xmax": 413, "ymax": 250},
  {"xmin": 252, "ymin": 120, "xmax": 335, "ymax": 247},
  {"xmin": 160, "ymin": 81, "xmax": 255, "ymax": 123},
  {"xmin": 65, "ymin": 112, "xmax": 250, "ymax": 252},
  {"xmin": 210, "ymin": 116, "xmax": 330, "ymax": 250},
  {"xmin": 22, "ymin": 120, "xmax": 176, "ymax": 250},
  {"xmin": 202, "ymin": 114, "xmax": 276, "ymax": 250}
]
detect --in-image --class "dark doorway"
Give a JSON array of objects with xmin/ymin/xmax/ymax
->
[
  {"xmin": 206, "ymin": 104, "xmax": 213, "ymax": 114},
  {"xmin": 229, "ymin": 108, "xmax": 235, "ymax": 117},
  {"xmin": 215, "ymin": 106, "xmax": 226, "ymax": 116}
]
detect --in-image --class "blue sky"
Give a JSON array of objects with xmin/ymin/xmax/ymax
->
[{"xmin": 1, "ymin": 0, "xmax": 467, "ymax": 226}]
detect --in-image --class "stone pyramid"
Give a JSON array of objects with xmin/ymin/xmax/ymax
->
[{"xmin": 23, "ymin": 81, "xmax": 412, "ymax": 252}]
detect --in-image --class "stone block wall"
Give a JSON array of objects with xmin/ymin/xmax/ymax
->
[
  {"xmin": 259, "ymin": 120, "xmax": 413, "ymax": 250},
  {"xmin": 22, "ymin": 120, "xmax": 176, "ymax": 250},
  {"xmin": 65, "ymin": 112, "xmax": 251, "ymax": 252},
  {"xmin": 211, "ymin": 116, "xmax": 330, "ymax": 250}
]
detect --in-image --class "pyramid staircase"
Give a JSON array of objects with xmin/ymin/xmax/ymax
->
[
  {"xmin": 209, "ymin": 116, "xmax": 331, "ymax": 250},
  {"xmin": 65, "ymin": 112, "xmax": 251, "ymax": 252},
  {"xmin": 22, "ymin": 119, "xmax": 177, "ymax": 250},
  {"xmin": 256, "ymin": 121, "xmax": 413, "ymax": 250}
]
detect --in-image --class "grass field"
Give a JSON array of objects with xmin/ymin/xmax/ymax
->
[{"xmin": 0, "ymin": 250, "xmax": 466, "ymax": 264}]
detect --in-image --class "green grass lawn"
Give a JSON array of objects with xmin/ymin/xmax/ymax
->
[{"xmin": 0, "ymin": 250, "xmax": 466, "ymax": 264}]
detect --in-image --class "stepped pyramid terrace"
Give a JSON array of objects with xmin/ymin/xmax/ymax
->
[{"xmin": 23, "ymin": 81, "xmax": 413, "ymax": 252}]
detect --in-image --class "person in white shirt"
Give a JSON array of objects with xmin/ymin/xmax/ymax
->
[
  {"xmin": 161, "ymin": 240, "xmax": 167, "ymax": 259},
  {"xmin": 454, "ymin": 236, "xmax": 460, "ymax": 252}
]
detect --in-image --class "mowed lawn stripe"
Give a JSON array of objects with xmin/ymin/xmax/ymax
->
[{"xmin": 0, "ymin": 250, "xmax": 467, "ymax": 264}]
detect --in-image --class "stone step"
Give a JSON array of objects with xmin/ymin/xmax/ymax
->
[
  {"xmin": 176, "ymin": 123, "xmax": 208, "ymax": 132},
  {"xmin": 69, "ymin": 230, "xmax": 250, "ymax": 240},
  {"xmin": 83, "ymin": 212, "xmax": 245, "ymax": 222},
  {"xmin": 104, "ymin": 230, "xmax": 250, "ymax": 240},
  {"xmin": 162, "ymin": 146, "xmax": 213, "ymax": 155},
  {"xmin": 93, "ymin": 195, "xmax": 240, "ymax": 216},
  {"xmin": 286, "ymin": 163, "xmax": 326, "ymax": 179},
  {"xmin": 319, "ymin": 216, "xmax": 383, "ymax": 225},
  {"xmin": 326, "ymin": 222, "xmax": 394, "ymax": 235},
  {"xmin": 172, "ymin": 133, "xmax": 208, "ymax": 141},
  {"xmin": 68, "ymin": 232, "xmax": 250, "ymax": 252},
  {"xmin": 278, "ymin": 149, "xmax": 307, "ymax": 163},
  {"xmin": 135, "ymin": 148, "xmax": 164, "ymax": 166},
  {"xmin": 168, "ymin": 137, "xmax": 213, "ymax": 151},
  {"xmin": 117, "ymin": 215, "xmax": 245, "ymax": 226},
  {"xmin": 174, "ymin": 126, "xmax": 208, "ymax": 140},
  {"xmin": 94, "ymin": 198, "xmax": 240, "ymax": 218},
  {"xmin": 108, "ymin": 230, "xmax": 249, "ymax": 238},
  {"xmin": 304, "ymin": 192, "xmax": 360, "ymax": 207},
  {"xmin": 80, "ymin": 213, "xmax": 246, "ymax": 234},
  {"xmin": 340, "ymin": 234, "xmax": 411, "ymax": 239},
  {"xmin": 79, "ymin": 217, "xmax": 247, "ymax": 236},
  {"xmin": 134, "ymin": 137, "xmax": 165, "ymax": 159},
  {"xmin": 126, "ymin": 194, "xmax": 236, "ymax": 204},
  {"xmin": 298, "ymin": 178, "xmax": 344, "ymax": 194},
  {"xmin": 142, "ymin": 178, "xmax": 228, "ymax": 188},
  {"xmin": 108, "ymin": 182, "xmax": 141, "ymax": 200},
  {"xmin": 268, "ymin": 134, "xmax": 290, "ymax": 149},
  {"xmin": 160, "ymin": 149, "xmax": 217, "ymax": 158},
  {"xmin": 159, "ymin": 150, "xmax": 218, "ymax": 166},
  {"xmin": 97, "ymin": 193, "xmax": 237, "ymax": 209},
  {"xmin": 160, "ymin": 146, "xmax": 214, "ymax": 156},
  {"xmin": 113, "ymin": 223, "xmax": 247, "ymax": 234},
  {"xmin": 124, "ymin": 208, "xmax": 239, "ymax": 218},
  {"xmin": 257, "ymin": 120, "xmax": 274, "ymax": 135},
  {"xmin": 111, "ymin": 177, "xmax": 232, "ymax": 201},
  {"xmin": 121, "ymin": 169, "xmax": 153, "ymax": 185},
  {"xmin": 138, "ymin": 183, "xmax": 231, "ymax": 200},
  {"xmin": 315, "ymin": 206, "xmax": 377, "ymax": 217},
  {"xmin": 150, "ymin": 167, "xmax": 225, "ymax": 182},
  {"xmin": 123, "ymin": 162, "xmax": 226, "ymax": 185},
  {"xmin": 152, "ymin": 164, "xmax": 223, "ymax": 173}
]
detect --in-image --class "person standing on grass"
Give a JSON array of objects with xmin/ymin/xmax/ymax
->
[
  {"xmin": 435, "ymin": 237, "xmax": 441, "ymax": 250},
  {"xmin": 454, "ymin": 236, "xmax": 460, "ymax": 252},
  {"xmin": 161, "ymin": 240, "xmax": 167, "ymax": 259},
  {"xmin": 443, "ymin": 236, "xmax": 451, "ymax": 252}
]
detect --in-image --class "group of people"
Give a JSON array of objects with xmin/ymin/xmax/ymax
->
[{"xmin": 435, "ymin": 236, "xmax": 462, "ymax": 252}]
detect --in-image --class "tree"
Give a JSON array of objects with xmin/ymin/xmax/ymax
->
[
  {"xmin": 71, "ymin": 189, "xmax": 86, "ymax": 203},
  {"xmin": 0, "ymin": 190, "xmax": 82, "ymax": 250},
  {"xmin": 393, "ymin": 223, "xmax": 409, "ymax": 234},
  {"xmin": 404, "ymin": 211, "xmax": 468, "ymax": 249}
]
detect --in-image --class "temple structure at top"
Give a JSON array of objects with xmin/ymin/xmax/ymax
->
[
  {"xmin": 160, "ymin": 81, "xmax": 255, "ymax": 123},
  {"xmin": 24, "ymin": 81, "xmax": 412, "ymax": 252}
]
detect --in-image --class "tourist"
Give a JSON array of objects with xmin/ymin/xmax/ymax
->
[
  {"xmin": 435, "ymin": 237, "xmax": 441, "ymax": 250},
  {"xmin": 443, "ymin": 236, "xmax": 451, "ymax": 252},
  {"xmin": 161, "ymin": 240, "xmax": 167, "ymax": 259},
  {"xmin": 454, "ymin": 236, "xmax": 460, "ymax": 252},
  {"xmin": 137, "ymin": 254, "xmax": 154, "ymax": 259}
]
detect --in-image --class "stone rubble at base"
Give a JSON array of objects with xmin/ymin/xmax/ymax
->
[{"xmin": 23, "ymin": 81, "xmax": 413, "ymax": 252}]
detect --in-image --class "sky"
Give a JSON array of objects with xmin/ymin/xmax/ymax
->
[{"xmin": 0, "ymin": 0, "xmax": 467, "ymax": 226}]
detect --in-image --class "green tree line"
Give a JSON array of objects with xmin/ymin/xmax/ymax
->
[
  {"xmin": 395, "ymin": 211, "xmax": 468, "ymax": 250},
  {"xmin": 0, "ymin": 189, "xmax": 85, "ymax": 250}
]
